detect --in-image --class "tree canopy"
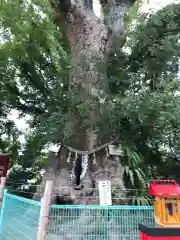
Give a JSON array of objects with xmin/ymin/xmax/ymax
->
[{"xmin": 1, "ymin": 0, "xmax": 180, "ymax": 203}]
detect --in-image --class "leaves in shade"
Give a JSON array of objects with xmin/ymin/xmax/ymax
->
[{"xmin": 1, "ymin": 0, "xmax": 180, "ymax": 203}]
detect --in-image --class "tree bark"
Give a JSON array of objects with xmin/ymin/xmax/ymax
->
[
  {"xmin": 32, "ymin": 1, "xmax": 137, "ymax": 238},
  {"xmin": 36, "ymin": 0, "xmax": 136, "ymax": 205}
]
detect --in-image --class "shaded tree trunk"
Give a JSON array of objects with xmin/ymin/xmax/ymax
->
[{"xmin": 36, "ymin": 0, "xmax": 136, "ymax": 204}]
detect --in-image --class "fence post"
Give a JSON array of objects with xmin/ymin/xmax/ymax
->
[
  {"xmin": 37, "ymin": 180, "xmax": 53, "ymax": 240},
  {"xmin": 0, "ymin": 189, "xmax": 7, "ymax": 234},
  {"xmin": 0, "ymin": 177, "xmax": 7, "ymax": 201}
]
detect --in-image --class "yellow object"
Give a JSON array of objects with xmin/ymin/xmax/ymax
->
[{"xmin": 153, "ymin": 196, "xmax": 180, "ymax": 227}]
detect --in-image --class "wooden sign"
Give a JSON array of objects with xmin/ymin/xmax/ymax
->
[
  {"xmin": 108, "ymin": 144, "xmax": 123, "ymax": 156},
  {"xmin": 98, "ymin": 180, "xmax": 112, "ymax": 205}
]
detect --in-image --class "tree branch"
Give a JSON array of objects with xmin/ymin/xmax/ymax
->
[
  {"xmin": 84, "ymin": 0, "xmax": 93, "ymax": 10},
  {"xmin": 16, "ymin": 102, "xmax": 45, "ymax": 115},
  {"xmin": 99, "ymin": 0, "xmax": 137, "ymax": 36},
  {"xmin": 49, "ymin": 0, "xmax": 93, "ymax": 15},
  {"xmin": 49, "ymin": 0, "xmax": 71, "ymax": 13},
  {"xmin": 49, "ymin": 0, "xmax": 102, "ymax": 45},
  {"xmin": 5, "ymin": 83, "xmax": 45, "ymax": 116}
]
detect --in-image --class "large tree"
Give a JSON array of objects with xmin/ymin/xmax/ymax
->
[
  {"xmin": 2, "ymin": 0, "xmax": 180, "ymax": 206},
  {"xmin": 38, "ymin": 0, "xmax": 138, "ymax": 203}
]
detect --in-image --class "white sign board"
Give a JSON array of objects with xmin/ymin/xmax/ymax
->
[
  {"xmin": 98, "ymin": 180, "xmax": 112, "ymax": 205},
  {"xmin": 108, "ymin": 144, "xmax": 123, "ymax": 156}
]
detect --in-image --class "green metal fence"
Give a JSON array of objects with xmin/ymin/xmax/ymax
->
[
  {"xmin": 0, "ymin": 190, "xmax": 154, "ymax": 240},
  {"xmin": 47, "ymin": 205, "xmax": 154, "ymax": 239},
  {"xmin": 0, "ymin": 190, "xmax": 41, "ymax": 240}
]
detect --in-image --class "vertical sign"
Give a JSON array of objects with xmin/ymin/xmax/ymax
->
[{"xmin": 98, "ymin": 180, "xmax": 112, "ymax": 205}]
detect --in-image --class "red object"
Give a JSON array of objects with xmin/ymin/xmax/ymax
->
[
  {"xmin": 140, "ymin": 232, "xmax": 180, "ymax": 240},
  {"xmin": 139, "ymin": 180, "xmax": 180, "ymax": 240},
  {"xmin": 148, "ymin": 179, "xmax": 180, "ymax": 197},
  {"xmin": 0, "ymin": 154, "xmax": 9, "ymax": 177}
]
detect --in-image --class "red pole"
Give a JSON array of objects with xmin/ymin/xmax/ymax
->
[{"xmin": 0, "ymin": 154, "xmax": 9, "ymax": 200}]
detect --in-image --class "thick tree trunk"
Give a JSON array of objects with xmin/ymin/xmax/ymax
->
[
  {"xmin": 31, "ymin": 1, "xmax": 136, "ymax": 239},
  {"xmin": 36, "ymin": 0, "xmax": 136, "ymax": 205}
]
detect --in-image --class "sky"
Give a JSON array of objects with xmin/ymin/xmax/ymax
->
[{"xmin": 10, "ymin": 0, "xmax": 180, "ymax": 142}]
